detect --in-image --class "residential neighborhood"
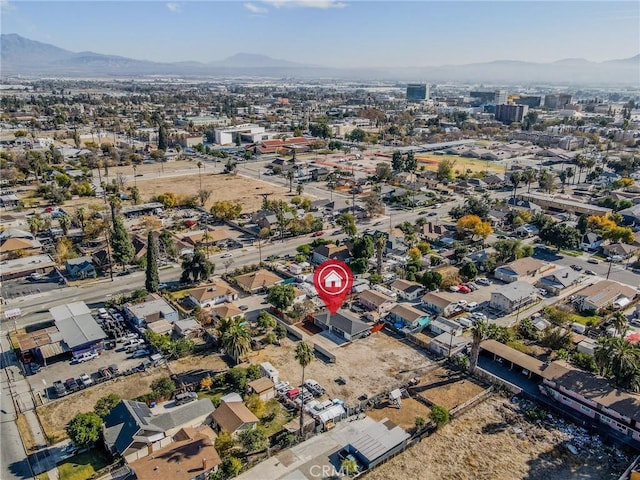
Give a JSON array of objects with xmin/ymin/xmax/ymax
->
[{"xmin": 1, "ymin": 10, "xmax": 640, "ymax": 480}]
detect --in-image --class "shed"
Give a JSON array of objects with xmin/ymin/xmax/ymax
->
[{"xmin": 247, "ymin": 377, "xmax": 275, "ymax": 401}]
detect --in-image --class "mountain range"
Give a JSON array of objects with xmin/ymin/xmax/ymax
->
[{"xmin": 2, "ymin": 34, "xmax": 639, "ymax": 85}]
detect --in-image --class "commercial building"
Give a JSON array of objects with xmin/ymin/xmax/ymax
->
[
  {"xmin": 406, "ymin": 83, "xmax": 429, "ymax": 102},
  {"xmin": 495, "ymin": 104, "xmax": 528, "ymax": 125},
  {"xmin": 50, "ymin": 302, "xmax": 107, "ymax": 357},
  {"xmin": 0, "ymin": 254, "xmax": 55, "ymax": 281},
  {"xmin": 515, "ymin": 96, "xmax": 542, "ymax": 108},
  {"xmin": 544, "ymin": 93, "xmax": 572, "ymax": 110},
  {"xmin": 213, "ymin": 124, "xmax": 265, "ymax": 145}
]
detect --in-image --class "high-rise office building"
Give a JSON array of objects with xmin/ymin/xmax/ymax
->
[
  {"xmin": 544, "ymin": 94, "xmax": 572, "ymax": 110},
  {"xmin": 495, "ymin": 104, "xmax": 528, "ymax": 125},
  {"xmin": 406, "ymin": 83, "xmax": 429, "ymax": 102},
  {"xmin": 494, "ymin": 90, "xmax": 508, "ymax": 105},
  {"xmin": 470, "ymin": 90, "xmax": 508, "ymax": 105}
]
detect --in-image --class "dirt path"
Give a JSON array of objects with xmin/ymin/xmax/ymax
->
[{"xmin": 365, "ymin": 395, "xmax": 631, "ymax": 480}]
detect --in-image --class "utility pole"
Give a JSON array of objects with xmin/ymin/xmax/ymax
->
[{"xmin": 606, "ymin": 258, "xmax": 614, "ymax": 280}]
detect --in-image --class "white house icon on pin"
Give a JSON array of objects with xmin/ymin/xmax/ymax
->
[{"xmin": 323, "ymin": 271, "xmax": 343, "ymax": 289}]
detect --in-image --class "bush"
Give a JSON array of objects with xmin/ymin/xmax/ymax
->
[
  {"xmin": 150, "ymin": 377, "xmax": 176, "ymax": 399},
  {"xmin": 240, "ymin": 426, "xmax": 267, "ymax": 452},
  {"xmin": 430, "ymin": 405, "xmax": 450, "ymax": 429},
  {"xmin": 94, "ymin": 393, "xmax": 120, "ymax": 418},
  {"xmin": 225, "ymin": 367, "xmax": 248, "ymax": 391},
  {"xmin": 571, "ymin": 351, "xmax": 597, "ymax": 372},
  {"xmin": 414, "ymin": 416, "xmax": 426, "ymax": 430},
  {"xmin": 214, "ymin": 432, "xmax": 236, "ymax": 457},
  {"xmin": 66, "ymin": 412, "xmax": 103, "ymax": 448}
]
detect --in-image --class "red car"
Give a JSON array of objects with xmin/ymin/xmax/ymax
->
[
  {"xmin": 311, "ymin": 231, "xmax": 325, "ymax": 237},
  {"xmin": 458, "ymin": 285, "xmax": 472, "ymax": 294}
]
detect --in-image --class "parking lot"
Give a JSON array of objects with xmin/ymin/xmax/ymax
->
[{"xmin": 1, "ymin": 270, "xmax": 66, "ymax": 300}]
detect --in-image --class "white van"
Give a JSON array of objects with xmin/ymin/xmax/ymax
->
[
  {"xmin": 571, "ymin": 322, "xmax": 586, "ymax": 334},
  {"xmin": 464, "ymin": 302, "xmax": 479, "ymax": 312}
]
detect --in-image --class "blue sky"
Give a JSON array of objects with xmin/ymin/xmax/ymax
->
[{"xmin": 2, "ymin": 1, "xmax": 638, "ymax": 67}]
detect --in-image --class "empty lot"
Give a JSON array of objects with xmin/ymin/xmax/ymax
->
[
  {"xmin": 248, "ymin": 331, "xmax": 434, "ymax": 404},
  {"xmin": 365, "ymin": 395, "xmax": 631, "ymax": 480}
]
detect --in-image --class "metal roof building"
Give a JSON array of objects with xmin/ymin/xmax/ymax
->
[
  {"xmin": 348, "ymin": 418, "xmax": 410, "ymax": 468},
  {"xmin": 50, "ymin": 302, "xmax": 107, "ymax": 353}
]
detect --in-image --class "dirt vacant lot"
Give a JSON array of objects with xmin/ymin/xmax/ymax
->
[
  {"xmin": 366, "ymin": 397, "xmax": 432, "ymax": 431},
  {"xmin": 37, "ymin": 367, "xmax": 171, "ymax": 443},
  {"xmin": 365, "ymin": 395, "xmax": 631, "ymax": 480},
  {"xmin": 412, "ymin": 367, "xmax": 487, "ymax": 411},
  {"xmin": 135, "ymin": 170, "xmax": 306, "ymax": 212},
  {"xmin": 248, "ymin": 332, "xmax": 434, "ymax": 404}
]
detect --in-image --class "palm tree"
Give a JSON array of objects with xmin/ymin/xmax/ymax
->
[
  {"xmin": 58, "ymin": 214, "xmax": 71, "ymax": 235},
  {"xmin": 295, "ymin": 341, "xmax": 314, "ymax": 437},
  {"xmin": 197, "ymin": 161, "xmax": 203, "ymax": 192},
  {"xmin": 286, "ymin": 170, "xmax": 295, "ymax": 193},
  {"xmin": 469, "ymin": 319, "xmax": 488, "ymax": 373},
  {"xmin": 220, "ymin": 318, "xmax": 251, "ymax": 365},
  {"xmin": 612, "ymin": 311, "xmax": 629, "ymax": 338},
  {"xmin": 509, "ymin": 171, "xmax": 522, "ymax": 205},
  {"xmin": 75, "ymin": 207, "xmax": 86, "ymax": 232},
  {"xmin": 522, "ymin": 168, "xmax": 536, "ymax": 193},
  {"xmin": 595, "ymin": 337, "xmax": 640, "ymax": 391},
  {"xmin": 374, "ymin": 233, "xmax": 386, "ymax": 274}
]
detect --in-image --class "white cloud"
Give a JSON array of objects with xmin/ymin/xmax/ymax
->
[
  {"xmin": 263, "ymin": 0, "xmax": 347, "ymax": 9},
  {"xmin": 244, "ymin": 2, "xmax": 268, "ymax": 14},
  {"xmin": 166, "ymin": 3, "xmax": 181, "ymax": 13},
  {"xmin": 0, "ymin": 0, "xmax": 16, "ymax": 13}
]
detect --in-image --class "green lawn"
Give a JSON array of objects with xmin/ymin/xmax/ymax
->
[
  {"xmin": 260, "ymin": 399, "xmax": 293, "ymax": 438},
  {"xmin": 568, "ymin": 312, "xmax": 603, "ymax": 327},
  {"xmin": 197, "ymin": 386, "xmax": 229, "ymax": 406},
  {"xmin": 57, "ymin": 450, "xmax": 111, "ymax": 480},
  {"xmin": 560, "ymin": 249, "xmax": 583, "ymax": 257}
]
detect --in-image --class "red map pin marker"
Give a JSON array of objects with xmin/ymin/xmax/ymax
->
[{"xmin": 313, "ymin": 259, "xmax": 354, "ymax": 314}]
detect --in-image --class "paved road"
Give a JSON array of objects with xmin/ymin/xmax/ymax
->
[{"xmin": 0, "ymin": 334, "xmax": 34, "ymax": 480}]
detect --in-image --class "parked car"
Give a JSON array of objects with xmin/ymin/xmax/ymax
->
[
  {"xmin": 131, "ymin": 349, "xmax": 150, "ymax": 359},
  {"xmin": 74, "ymin": 351, "xmax": 99, "ymax": 363},
  {"xmin": 476, "ymin": 278, "xmax": 491, "ymax": 286},
  {"xmin": 570, "ymin": 264, "xmax": 583, "ymax": 271},
  {"xmin": 221, "ymin": 253, "xmax": 233, "ymax": 258},
  {"xmin": 239, "ymin": 305, "xmax": 249, "ymax": 311},
  {"xmin": 458, "ymin": 285, "xmax": 472, "ymax": 294},
  {"xmin": 585, "ymin": 270, "xmax": 597, "ymax": 275},
  {"xmin": 78, "ymin": 373, "xmax": 93, "ymax": 387},
  {"xmin": 65, "ymin": 378, "xmax": 80, "ymax": 392},
  {"xmin": 108, "ymin": 364, "xmax": 120, "ymax": 375},
  {"xmin": 29, "ymin": 362, "xmax": 41, "ymax": 374},
  {"xmin": 123, "ymin": 339, "xmax": 145, "ymax": 350},
  {"xmin": 587, "ymin": 258, "xmax": 599, "ymax": 264},
  {"xmin": 311, "ymin": 231, "xmax": 325, "ymax": 237},
  {"xmin": 174, "ymin": 392, "xmax": 198, "ymax": 406},
  {"xmin": 449, "ymin": 285, "xmax": 460, "ymax": 292},
  {"xmin": 98, "ymin": 367, "xmax": 112, "ymax": 379},
  {"xmin": 53, "ymin": 380, "xmax": 68, "ymax": 397}
]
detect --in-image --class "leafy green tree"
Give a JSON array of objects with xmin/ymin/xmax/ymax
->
[
  {"xmin": 221, "ymin": 456, "xmax": 243, "ymax": 478},
  {"xmin": 459, "ymin": 262, "xmax": 478, "ymax": 280},
  {"xmin": 214, "ymin": 432, "xmax": 236, "ymax": 457},
  {"xmin": 225, "ymin": 367, "xmax": 249, "ymax": 390},
  {"xmin": 309, "ymin": 122, "xmax": 331, "ymax": 139},
  {"xmin": 295, "ymin": 342, "xmax": 314, "ymax": 436},
  {"xmin": 267, "ymin": 284, "xmax": 296, "ymax": 312},
  {"xmin": 336, "ymin": 213, "xmax": 357, "ymax": 237},
  {"xmin": 145, "ymin": 231, "xmax": 159, "ymax": 293},
  {"xmin": 374, "ymin": 233, "xmax": 386, "ymax": 274},
  {"xmin": 405, "ymin": 151, "xmax": 417, "ymax": 173},
  {"xmin": 110, "ymin": 215, "xmax": 134, "ymax": 269},
  {"xmin": 420, "ymin": 271, "xmax": 442, "ymax": 291},
  {"xmin": 159, "ymin": 229, "xmax": 177, "ymax": 260},
  {"xmin": 220, "ymin": 320, "xmax": 251, "ymax": 365},
  {"xmin": 348, "ymin": 128, "xmax": 366, "ymax": 142},
  {"xmin": 257, "ymin": 311, "xmax": 277, "ymax": 331},
  {"xmin": 539, "ymin": 223, "xmax": 581, "ymax": 251},
  {"xmin": 350, "ymin": 258, "xmax": 369, "ymax": 274},
  {"xmin": 158, "ymin": 124, "xmax": 168, "ymax": 151},
  {"xmin": 375, "ymin": 162, "xmax": 392, "ymax": 181},
  {"xmin": 66, "ymin": 412, "xmax": 103, "ymax": 448},
  {"xmin": 437, "ymin": 158, "xmax": 455, "ymax": 181},
  {"xmin": 341, "ymin": 458, "xmax": 358, "ymax": 475},
  {"xmin": 151, "ymin": 377, "xmax": 176, "ymax": 399},
  {"xmin": 94, "ymin": 393, "xmax": 120, "ymax": 418},
  {"xmin": 391, "ymin": 151, "xmax": 405, "ymax": 172},
  {"xmin": 240, "ymin": 426, "xmax": 267, "ymax": 452},
  {"xmin": 352, "ymin": 235, "xmax": 374, "ymax": 260},
  {"xmin": 430, "ymin": 405, "xmax": 450, "ymax": 428},
  {"xmin": 180, "ymin": 249, "xmax": 214, "ymax": 283}
]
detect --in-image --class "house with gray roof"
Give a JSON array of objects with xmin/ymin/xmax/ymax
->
[
  {"xmin": 104, "ymin": 399, "xmax": 215, "ymax": 464},
  {"xmin": 490, "ymin": 281, "xmax": 538, "ymax": 313},
  {"xmin": 344, "ymin": 418, "xmax": 410, "ymax": 469},
  {"xmin": 124, "ymin": 293, "xmax": 179, "ymax": 328},
  {"xmin": 313, "ymin": 310, "xmax": 370, "ymax": 341},
  {"xmin": 65, "ymin": 256, "xmax": 97, "ymax": 279},
  {"xmin": 537, "ymin": 267, "xmax": 581, "ymax": 295}
]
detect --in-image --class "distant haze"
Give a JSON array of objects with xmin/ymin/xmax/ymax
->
[{"xmin": 2, "ymin": 33, "xmax": 639, "ymax": 85}]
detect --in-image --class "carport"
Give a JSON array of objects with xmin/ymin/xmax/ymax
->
[
  {"xmin": 14, "ymin": 326, "xmax": 69, "ymax": 365},
  {"xmin": 480, "ymin": 339, "xmax": 546, "ymax": 381}
]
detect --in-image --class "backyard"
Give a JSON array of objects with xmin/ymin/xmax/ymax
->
[{"xmin": 57, "ymin": 450, "xmax": 110, "ymax": 480}]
